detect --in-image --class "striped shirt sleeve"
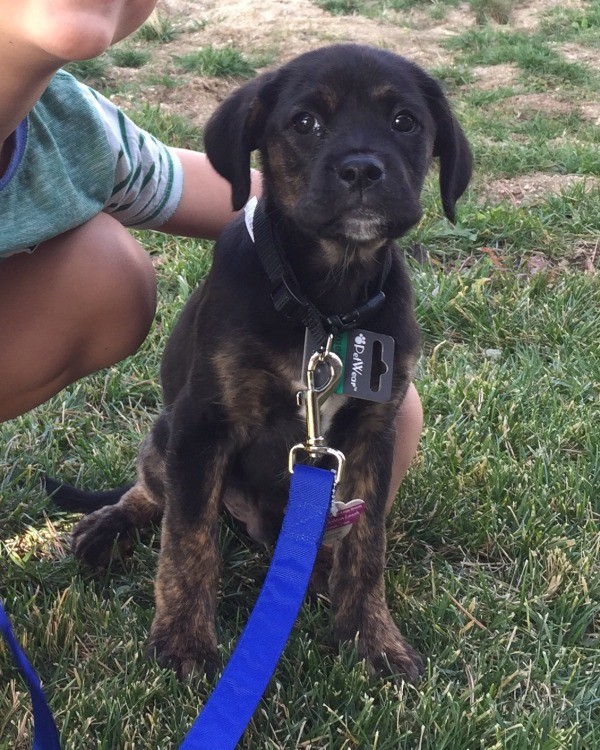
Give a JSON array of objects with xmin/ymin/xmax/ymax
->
[{"xmin": 80, "ymin": 85, "xmax": 184, "ymax": 229}]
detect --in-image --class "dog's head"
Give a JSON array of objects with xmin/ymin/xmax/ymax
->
[{"xmin": 205, "ymin": 44, "xmax": 472, "ymax": 252}]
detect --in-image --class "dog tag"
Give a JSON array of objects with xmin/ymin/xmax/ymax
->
[
  {"xmin": 322, "ymin": 499, "xmax": 366, "ymax": 545},
  {"xmin": 302, "ymin": 329, "xmax": 395, "ymax": 402}
]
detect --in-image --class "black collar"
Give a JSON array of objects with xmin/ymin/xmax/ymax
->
[{"xmin": 251, "ymin": 200, "xmax": 391, "ymax": 347}]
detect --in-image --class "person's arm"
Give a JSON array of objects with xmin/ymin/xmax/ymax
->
[
  {"xmin": 81, "ymin": 82, "xmax": 261, "ymax": 240},
  {"xmin": 158, "ymin": 149, "xmax": 262, "ymax": 240}
]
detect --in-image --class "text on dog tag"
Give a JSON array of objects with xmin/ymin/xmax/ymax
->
[{"xmin": 302, "ymin": 328, "xmax": 395, "ymax": 403}]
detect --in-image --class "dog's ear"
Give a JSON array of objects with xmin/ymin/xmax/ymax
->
[
  {"xmin": 204, "ymin": 72, "xmax": 280, "ymax": 211},
  {"xmin": 417, "ymin": 71, "xmax": 473, "ymax": 223}
]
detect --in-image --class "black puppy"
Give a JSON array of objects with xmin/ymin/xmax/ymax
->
[{"xmin": 50, "ymin": 44, "xmax": 472, "ymax": 683}]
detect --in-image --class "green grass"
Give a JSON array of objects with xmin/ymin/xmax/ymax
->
[
  {"xmin": 447, "ymin": 27, "xmax": 596, "ymax": 88},
  {"xmin": 2, "ymin": 256, "xmax": 598, "ymax": 750},
  {"xmin": 314, "ymin": 0, "xmax": 515, "ymax": 23},
  {"xmin": 135, "ymin": 14, "xmax": 180, "ymax": 43},
  {"xmin": 468, "ymin": 0, "xmax": 515, "ymax": 25},
  {"xmin": 109, "ymin": 47, "xmax": 151, "ymax": 69},
  {"xmin": 314, "ymin": 0, "xmax": 367, "ymax": 15},
  {"xmin": 2, "ymin": 2, "xmax": 600, "ymax": 749},
  {"xmin": 173, "ymin": 46, "xmax": 259, "ymax": 78},
  {"xmin": 314, "ymin": 0, "xmax": 460, "ymax": 18},
  {"xmin": 541, "ymin": 3, "xmax": 600, "ymax": 46},
  {"xmin": 64, "ymin": 57, "xmax": 109, "ymax": 85},
  {"xmin": 118, "ymin": 103, "xmax": 204, "ymax": 151}
]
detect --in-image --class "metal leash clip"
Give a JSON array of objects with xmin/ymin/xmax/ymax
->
[{"xmin": 289, "ymin": 335, "xmax": 346, "ymax": 484}]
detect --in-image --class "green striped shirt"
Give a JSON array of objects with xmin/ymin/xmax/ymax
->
[{"xmin": 0, "ymin": 70, "xmax": 183, "ymax": 257}]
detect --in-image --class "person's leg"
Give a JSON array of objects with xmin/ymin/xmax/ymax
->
[
  {"xmin": 0, "ymin": 213, "xmax": 156, "ymax": 422},
  {"xmin": 386, "ymin": 383, "xmax": 423, "ymax": 514}
]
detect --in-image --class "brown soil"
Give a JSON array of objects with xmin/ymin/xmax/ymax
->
[
  {"xmin": 480, "ymin": 173, "xmax": 599, "ymax": 205},
  {"xmin": 471, "ymin": 63, "xmax": 519, "ymax": 90},
  {"xmin": 511, "ymin": 0, "xmax": 584, "ymax": 30},
  {"xmin": 120, "ymin": 1, "xmax": 478, "ymax": 133},
  {"xmin": 119, "ymin": 0, "xmax": 598, "ymax": 210}
]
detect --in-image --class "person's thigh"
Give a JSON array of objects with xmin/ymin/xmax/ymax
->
[{"xmin": 0, "ymin": 213, "xmax": 156, "ymax": 421}]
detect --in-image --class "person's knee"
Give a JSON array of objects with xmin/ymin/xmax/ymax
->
[
  {"xmin": 0, "ymin": 214, "xmax": 157, "ymax": 421},
  {"xmin": 68, "ymin": 214, "xmax": 157, "ymax": 375},
  {"xmin": 386, "ymin": 383, "xmax": 423, "ymax": 514},
  {"xmin": 396, "ymin": 383, "xmax": 423, "ymax": 439}
]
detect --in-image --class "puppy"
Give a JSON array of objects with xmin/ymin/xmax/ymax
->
[{"xmin": 49, "ymin": 44, "xmax": 472, "ymax": 684}]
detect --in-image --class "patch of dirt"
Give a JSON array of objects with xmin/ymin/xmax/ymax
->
[
  {"xmin": 580, "ymin": 101, "xmax": 600, "ymax": 125},
  {"xmin": 138, "ymin": 77, "xmax": 235, "ymax": 130},
  {"xmin": 139, "ymin": 1, "xmax": 600, "ymax": 228},
  {"xmin": 131, "ymin": 0, "xmax": 481, "ymax": 127},
  {"xmin": 401, "ymin": 3, "xmax": 478, "ymax": 34},
  {"xmin": 155, "ymin": 0, "xmax": 475, "ymax": 70},
  {"xmin": 570, "ymin": 240, "xmax": 600, "ymax": 272},
  {"xmin": 524, "ymin": 240, "xmax": 599, "ymax": 273},
  {"xmin": 471, "ymin": 63, "xmax": 519, "ymax": 90},
  {"xmin": 501, "ymin": 93, "xmax": 575, "ymax": 118},
  {"xmin": 511, "ymin": 0, "xmax": 585, "ymax": 30},
  {"xmin": 557, "ymin": 42, "xmax": 600, "ymax": 73},
  {"xmin": 483, "ymin": 90, "xmax": 598, "ymax": 141},
  {"xmin": 480, "ymin": 173, "xmax": 599, "ymax": 205}
]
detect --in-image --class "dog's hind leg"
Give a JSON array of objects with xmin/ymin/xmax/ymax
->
[
  {"xmin": 69, "ymin": 427, "xmax": 167, "ymax": 567},
  {"xmin": 70, "ymin": 482, "xmax": 162, "ymax": 567}
]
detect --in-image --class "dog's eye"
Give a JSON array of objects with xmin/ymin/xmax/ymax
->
[
  {"xmin": 292, "ymin": 112, "xmax": 322, "ymax": 135},
  {"xmin": 392, "ymin": 112, "xmax": 417, "ymax": 133}
]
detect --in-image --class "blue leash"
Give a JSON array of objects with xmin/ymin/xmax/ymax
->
[
  {"xmin": 0, "ymin": 601, "xmax": 61, "ymax": 750},
  {"xmin": 2, "ymin": 343, "xmax": 343, "ymax": 749},
  {"xmin": 180, "ymin": 463, "xmax": 335, "ymax": 749},
  {"xmin": 1, "ymin": 464, "xmax": 335, "ymax": 750}
]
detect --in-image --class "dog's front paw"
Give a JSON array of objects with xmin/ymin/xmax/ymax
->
[
  {"xmin": 147, "ymin": 623, "xmax": 220, "ymax": 681},
  {"xmin": 71, "ymin": 507, "xmax": 130, "ymax": 567},
  {"xmin": 360, "ymin": 625, "xmax": 426, "ymax": 684},
  {"xmin": 336, "ymin": 615, "xmax": 425, "ymax": 684}
]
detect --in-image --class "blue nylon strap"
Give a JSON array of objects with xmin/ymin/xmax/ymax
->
[
  {"xmin": 180, "ymin": 463, "xmax": 335, "ymax": 750},
  {"xmin": 0, "ymin": 464, "xmax": 333, "ymax": 750},
  {"xmin": 0, "ymin": 600, "xmax": 62, "ymax": 750}
]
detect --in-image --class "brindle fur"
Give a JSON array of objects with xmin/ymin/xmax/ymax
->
[{"xmin": 50, "ymin": 44, "xmax": 472, "ymax": 683}]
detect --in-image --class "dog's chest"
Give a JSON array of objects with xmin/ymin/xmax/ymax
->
[
  {"xmin": 312, "ymin": 392, "xmax": 349, "ymax": 438},
  {"xmin": 282, "ymin": 354, "xmax": 349, "ymax": 439}
]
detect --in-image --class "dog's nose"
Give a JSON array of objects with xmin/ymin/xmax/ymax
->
[{"xmin": 337, "ymin": 154, "xmax": 385, "ymax": 190}]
